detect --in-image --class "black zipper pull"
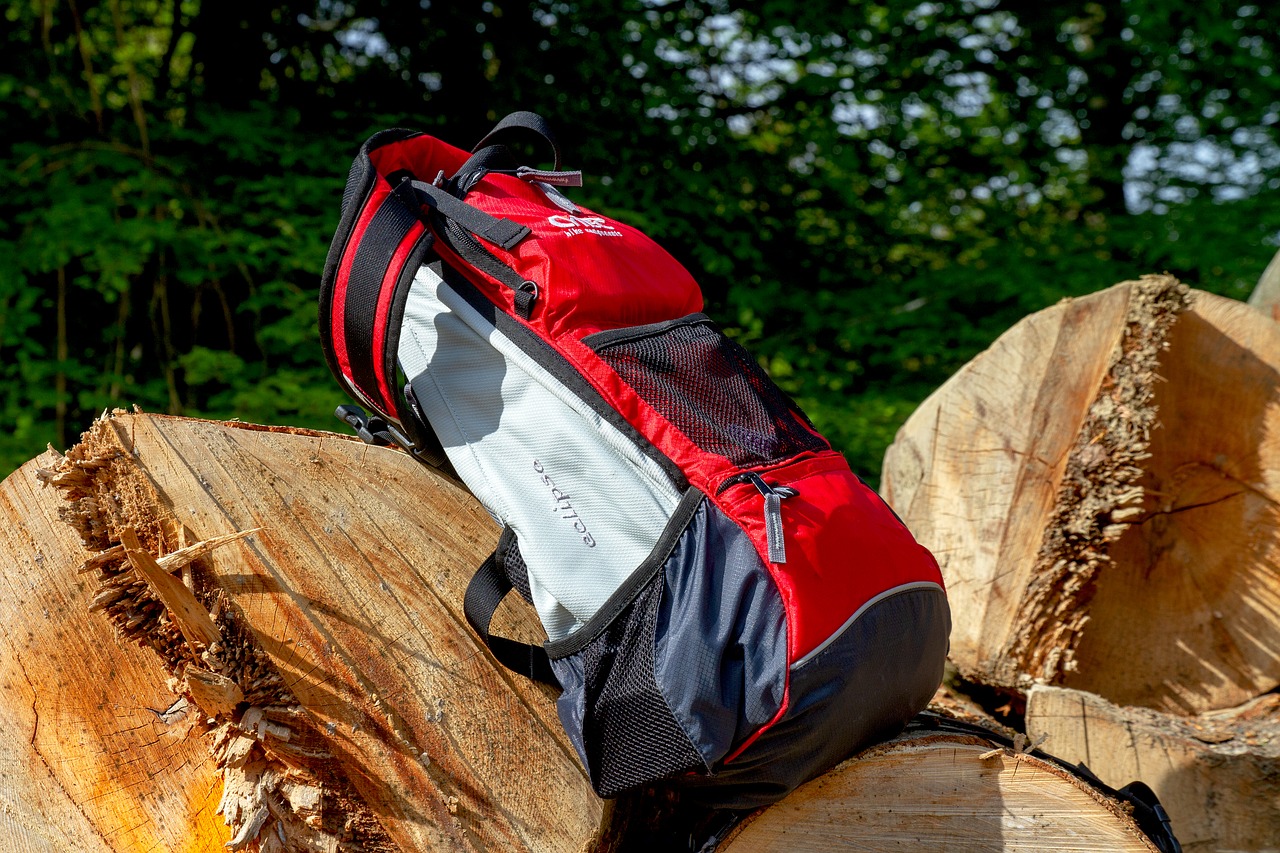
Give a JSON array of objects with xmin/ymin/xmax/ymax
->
[{"xmin": 719, "ymin": 472, "xmax": 798, "ymax": 564}]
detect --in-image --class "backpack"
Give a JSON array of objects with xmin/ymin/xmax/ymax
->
[{"xmin": 319, "ymin": 112, "xmax": 950, "ymax": 808}]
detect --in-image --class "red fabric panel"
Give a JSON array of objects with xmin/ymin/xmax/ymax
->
[
  {"xmin": 456, "ymin": 175, "xmax": 704, "ymax": 339},
  {"xmin": 364, "ymin": 135, "xmax": 702, "ymax": 341},
  {"xmin": 367, "ymin": 133, "xmax": 470, "ymax": 182},
  {"xmin": 371, "ymin": 220, "xmax": 427, "ymax": 411},
  {"xmin": 714, "ymin": 452, "xmax": 945, "ymax": 664}
]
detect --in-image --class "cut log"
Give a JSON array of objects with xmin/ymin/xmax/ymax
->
[
  {"xmin": 0, "ymin": 447, "xmax": 228, "ymax": 853},
  {"xmin": 1247, "ymin": 246, "xmax": 1280, "ymax": 320},
  {"xmin": 882, "ymin": 276, "xmax": 1280, "ymax": 715},
  {"xmin": 720, "ymin": 722, "xmax": 1162, "ymax": 852},
  {"xmin": 6, "ymin": 411, "xmax": 600, "ymax": 852},
  {"xmin": 2, "ymin": 411, "xmax": 1179, "ymax": 851},
  {"xmin": 1026, "ymin": 685, "xmax": 1280, "ymax": 853}
]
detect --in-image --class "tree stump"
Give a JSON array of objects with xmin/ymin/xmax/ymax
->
[{"xmin": 882, "ymin": 276, "xmax": 1280, "ymax": 715}]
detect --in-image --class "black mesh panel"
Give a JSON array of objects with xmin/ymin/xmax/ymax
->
[
  {"xmin": 591, "ymin": 318, "xmax": 829, "ymax": 468},
  {"xmin": 340, "ymin": 155, "xmax": 367, "ymax": 220},
  {"xmin": 580, "ymin": 569, "xmax": 703, "ymax": 796},
  {"xmin": 496, "ymin": 532, "xmax": 533, "ymax": 604}
]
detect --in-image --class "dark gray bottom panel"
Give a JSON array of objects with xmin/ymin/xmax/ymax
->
[{"xmin": 678, "ymin": 584, "xmax": 951, "ymax": 809}]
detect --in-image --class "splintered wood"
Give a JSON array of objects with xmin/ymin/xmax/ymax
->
[
  {"xmin": 0, "ymin": 448, "xmax": 227, "ymax": 852},
  {"xmin": 6, "ymin": 413, "xmax": 600, "ymax": 852},
  {"xmin": 882, "ymin": 277, "xmax": 1280, "ymax": 715}
]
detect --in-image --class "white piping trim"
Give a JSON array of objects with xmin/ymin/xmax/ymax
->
[{"xmin": 793, "ymin": 581, "xmax": 945, "ymax": 669}]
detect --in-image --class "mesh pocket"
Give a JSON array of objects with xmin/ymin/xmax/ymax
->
[
  {"xmin": 577, "ymin": 569, "xmax": 703, "ymax": 796},
  {"xmin": 588, "ymin": 316, "xmax": 829, "ymax": 468}
]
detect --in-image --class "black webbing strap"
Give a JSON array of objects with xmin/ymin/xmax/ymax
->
[
  {"xmin": 395, "ymin": 177, "xmax": 529, "ymax": 250},
  {"xmin": 439, "ymin": 217, "xmax": 538, "ymax": 319},
  {"xmin": 464, "ymin": 549, "xmax": 558, "ymax": 687},
  {"xmin": 398, "ymin": 382, "xmax": 451, "ymax": 470},
  {"xmin": 453, "ymin": 144, "xmax": 521, "ymax": 195},
  {"xmin": 471, "ymin": 111, "xmax": 562, "ymax": 171}
]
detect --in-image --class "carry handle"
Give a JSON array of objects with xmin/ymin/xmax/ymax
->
[
  {"xmin": 464, "ymin": 549, "xmax": 559, "ymax": 687},
  {"xmin": 471, "ymin": 111, "xmax": 562, "ymax": 171}
]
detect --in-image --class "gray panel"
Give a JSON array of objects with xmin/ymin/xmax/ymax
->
[
  {"xmin": 549, "ymin": 654, "xmax": 590, "ymax": 772},
  {"xmin": 653, "ymin": 500, "xmax": 789, "ymax": 768}
]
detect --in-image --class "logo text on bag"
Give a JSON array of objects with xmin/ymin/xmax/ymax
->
[
  {"xmin": 533, "ymin": 460, "xmax": 597, "ymax": 547},
  {"xmin": 546, "ymin": 214, "xmax": 622, "ymax": 238}
]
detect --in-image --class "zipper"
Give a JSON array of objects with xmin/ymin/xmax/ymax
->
[
  {"xmin": 440, "ymin": 217, "xmax": 539, "ymax": 318},
  {"xmin": 717, "ymin": 471, "xmax": 798, "ymax": 564}
]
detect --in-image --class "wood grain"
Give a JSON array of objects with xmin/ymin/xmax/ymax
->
[
  {"xmin": 90, "ymin": 413, "xmax": 602, "ymax": 852},
  {"xmin": 722, "ymin": 729, "xmax": 1159, "ymax": 852},
  {"xmin": 1061, "ymin": 293, "xmax": 1280, "ymax": 713},
  {"xmin": 0, "ymin": 449, "xmax": 228, "ymax": 853},
  {"xmin": 883, "ymin": 279, "xmax": 1280, "ymax": 714},
  {"xmin": 1027, "ymin": 684, "xmax": 1280, "ymax": 853},
  {"xmin": 5, "ymin": 413, "xmax": 602, "ymax": 852},
  {"xmin": 882, "ymin": 281, "xmax": 1142, "ymax": 687}
]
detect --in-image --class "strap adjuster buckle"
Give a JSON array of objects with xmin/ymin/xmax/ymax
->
[{"xmin": 335, "ymin": 404, "xmax": 395, "ymax": 447}]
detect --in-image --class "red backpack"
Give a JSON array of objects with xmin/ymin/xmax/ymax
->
[{"xmin": 320, "ymin": 112, "xmax": 949, "ymax": 807}]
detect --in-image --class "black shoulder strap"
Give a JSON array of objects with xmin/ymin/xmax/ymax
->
[{"xmin": 464, "ymin": 543, "xmax": 558, "ymax": 687}]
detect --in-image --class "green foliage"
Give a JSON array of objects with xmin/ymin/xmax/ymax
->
[{"xmin": 1, "ymin": 0, "xmax": 1278, "ymax": 485}]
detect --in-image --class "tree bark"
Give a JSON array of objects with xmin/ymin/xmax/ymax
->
[
  {"xmin": 1027, "ymin": 685, "xmax": 1280, "ymax": 853},
  {"xmin": 882, "ymin": 276, "xmax": 1280, "ymax": 716}
]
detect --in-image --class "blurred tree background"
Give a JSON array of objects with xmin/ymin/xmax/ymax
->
[{"xmin": 2, "ymin": 0, "xmax": 1278, "ymax": 480}]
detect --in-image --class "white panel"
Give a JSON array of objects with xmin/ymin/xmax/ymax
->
[{"xmin": 399, "ymin": 264, "xmax": 683, "ymax": 640}]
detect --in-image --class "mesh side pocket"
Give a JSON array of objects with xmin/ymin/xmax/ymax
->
[
  {"xmin": 494, "ymin": 528, "xmax": 533, "ymax": 604},
  {"xmin": 588, "ymin": 316, "xmax": 829, "ymax": 468},
  {"xmin": 578, "ymin": 568, "xmax": 703, "ymax": 796}
]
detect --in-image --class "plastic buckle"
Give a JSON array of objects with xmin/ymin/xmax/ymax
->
[{"xmin": 335, "ymin": 404, "xmax": 393, "ymax": 447}]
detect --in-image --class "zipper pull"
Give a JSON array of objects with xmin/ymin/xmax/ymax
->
[
  {"xmin": 516, "ymin": 166, "xmax": 584, "ymax": 187},
  {"xmin": 725, "ymin": 472, "xmax": 798, "ymax": 564}
]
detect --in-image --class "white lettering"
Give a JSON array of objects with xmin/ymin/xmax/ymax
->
[
  {"xmin": 548, "ymin": 214, "xmax": 608, "ymax": 229},
  {"xmin": 532, "ymin": 460, "xmax": 596, "ymax": 547}
]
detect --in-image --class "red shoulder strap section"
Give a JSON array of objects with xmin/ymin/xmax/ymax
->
[
  {"xmin": 329, "ymin": 182, "xmax": 432, "ymax": 415},
  {"xmin": 323, "ymin": 133, "xmax": 470, "ymax": 417}
]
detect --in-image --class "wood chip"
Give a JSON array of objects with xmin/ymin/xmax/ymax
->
[{"xmin": 120, "ymin": 525, "xmax": 220, "ymax": 653}]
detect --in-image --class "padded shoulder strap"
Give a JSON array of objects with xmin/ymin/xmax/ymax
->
[{"xmin": 319, "ymin": 130, "xmax": 437, "ymax": 421}]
